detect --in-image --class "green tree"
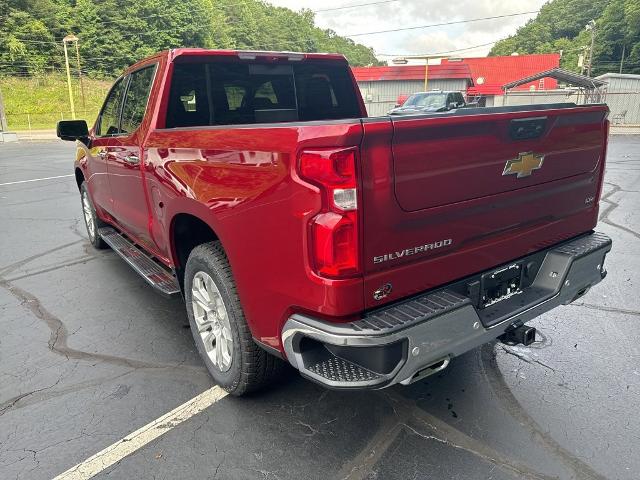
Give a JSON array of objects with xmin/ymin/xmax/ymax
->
[
  {"xmin": 1, "ymin": 0, "xmax": 380, "ymax": 78},
  {"xmin": 490, "ymin": 0, "xmax": 640, "ymax": 75}
]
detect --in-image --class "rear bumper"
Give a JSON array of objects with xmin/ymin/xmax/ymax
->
[{"xmin": 282, "ymin": 231, "xmax": 612, "ymax": 389}]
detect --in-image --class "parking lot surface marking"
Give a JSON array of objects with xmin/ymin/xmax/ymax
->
[
  {"xmin": 51, "ymin": 386, "xmax": 227, "ymax": 480},
  {"xmin": 0, "ymin": 174, "xmax": 74, "ymax": 186}
]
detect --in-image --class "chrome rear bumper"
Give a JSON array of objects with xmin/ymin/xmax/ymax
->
[{"xmin": 282, "ymin": 232, "xmax": 612, "ymax": 389}]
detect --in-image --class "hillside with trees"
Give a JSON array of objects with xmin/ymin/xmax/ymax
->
[
  {"xmin": 0, "ymin": 0, "xmax": 380, "ymax": 79},
  {"xmin": 490, "ymin": 0, "xmax": 640, "ymax": 76}
]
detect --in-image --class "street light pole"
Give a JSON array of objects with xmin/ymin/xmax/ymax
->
[
  {"xmin": 0, "ymin": 86, "xmax": 8, "ymax": 132},
  {"xmin": 586, "ymin": 20, "xmax": 596, "ymax": 77},
  {"xmin": 62, "ymin": 34, "xmax": 78, "ymax": 120},
  {"xmin": 74, "ymin": 40, "xmax": 86, "ymax": 110}
]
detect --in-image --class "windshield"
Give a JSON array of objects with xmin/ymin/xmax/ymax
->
[{"xmin": 404, "ymin": 93, "xmax": 447, "ymax": 108}]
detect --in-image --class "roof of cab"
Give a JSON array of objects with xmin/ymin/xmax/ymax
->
[
  {"xmin": 123, "ymin": 48, "xmax": 348, "ymax": 76},
  {"xmin": 169, "ymin": 48, "xmax": 348, "ymax": 62}
]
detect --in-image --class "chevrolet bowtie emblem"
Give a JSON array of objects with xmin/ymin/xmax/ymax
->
[{"xmin": 502, "ymin": 152, "xmax": 545, "ymax": 178}]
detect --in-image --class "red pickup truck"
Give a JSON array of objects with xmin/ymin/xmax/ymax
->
[{"xmin": 57, "ymin": 49, "xmax": 611, "ymax": 395}]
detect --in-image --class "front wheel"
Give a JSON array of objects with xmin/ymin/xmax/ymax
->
[
  {"xmin": 80, "ymin": 183, "xmax": 108, "ymax": 249},
  {"xmin": 184, "ymin": 242, "xmax": 284, "ymax": 395}
]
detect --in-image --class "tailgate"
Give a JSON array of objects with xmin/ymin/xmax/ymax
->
[{"xmin": 359, "ymin": 104, "xmax": 609, "ymax": 309}]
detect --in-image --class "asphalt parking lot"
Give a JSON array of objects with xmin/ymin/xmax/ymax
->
[{"xmin": 1, "ymin": 137, "xmax": 639, "ymax": 480}]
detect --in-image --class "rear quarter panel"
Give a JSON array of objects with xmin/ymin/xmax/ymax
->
[{"xmin": 144, "ymin": 121, "xmax": 364, "ymax": 350}]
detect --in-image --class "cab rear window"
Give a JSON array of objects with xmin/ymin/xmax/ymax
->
[{"xmin": 165, "ymin": 60, "xmax": 361, "ymax": 128}]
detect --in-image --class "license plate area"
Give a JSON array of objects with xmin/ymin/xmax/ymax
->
[{"xmin": 480, "ymin": 263, "xmax": 524, "ymax": 308}]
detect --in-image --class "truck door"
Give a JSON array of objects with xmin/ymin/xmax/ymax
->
[
  {"xmin": 106, "ymin": 65, "xmax": 157, "ymax": 251},
  {"xmin": 88, "ymin": 77, "xmax": 128, "ymax": 217}
]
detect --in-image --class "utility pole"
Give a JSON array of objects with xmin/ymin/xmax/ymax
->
[
  {"xmin": 585, "ymin": 20, "xmax": 596, "ymax": 77},
  {"xmin": 392, "ymin": 55, "xmax": 447, "ymax": 91},
  {"xmin": 0, "ymin": 86, "xmax": 8, "ymax": 132},
  {"xmin": 620, "ymin": 44, "xmax": 625, "ymax": 74},
  {"xmin": 74, "ymin": 39, "xmax": 86, "ymax": 110},
  {"xmin": 424, "ymin": 62, "xmax": 429, "ymax": 91},
  {"xmin": 62, "ymin": 34, "xmax": 78, "ymax": 120}
]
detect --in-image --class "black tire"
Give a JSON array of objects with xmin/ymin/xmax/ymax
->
[
  {"xmin": 184, "ymin": 241, "xmax": 284, "ymax": 395},
  {"xmin": 80, "ymin": 183, "xmax": 108, "ymax": 249}
]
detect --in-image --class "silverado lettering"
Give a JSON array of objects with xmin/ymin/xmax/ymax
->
[
  {"xmin": 57, "ymin": 48, "xmax": 611, "ymax": 395},
  {"xmin": 373, "ymin": 239, "xmax": 453, "ymax": 264}
]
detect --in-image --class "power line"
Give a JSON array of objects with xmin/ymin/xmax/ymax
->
[
  {"xmin": 347, "ymin": 10, "xmax": 540, "ymax": 36},
  {"xmin": 376, "ymin": 40, "xmax": 500, "ymax": 57},
  {"xmin": 6, "ymin": 8, "xmax": 540, "ymax": 45},
  {"xmin": 315, "ymin": 0, "xmax": 403, "ymax": 13}
]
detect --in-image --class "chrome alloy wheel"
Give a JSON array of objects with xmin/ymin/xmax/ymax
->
[
  {"xmin": 82, "ymin": 190, "xmax": 96, "ymax": 241},
  {"xmin": 191, "ymin": 271, "xmax": 234, "ymax": 372}
]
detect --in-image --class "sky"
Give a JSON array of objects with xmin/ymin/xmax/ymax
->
[{"xmin": 267, "ymin": 0, "xmax": 548, "ymax": 62}]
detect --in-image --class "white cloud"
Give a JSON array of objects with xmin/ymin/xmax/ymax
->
[{"xmin": 267, "ymin": 0, "xmax": 547, "ymax": 60}]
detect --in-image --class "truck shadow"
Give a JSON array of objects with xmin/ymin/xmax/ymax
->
[
  {"xmin": 88, "ymin": 259, "xmax": 604, "ymax": 479},
  {"xmin": 160, "ymin": 341, "xmax": 604, "ymax": 480}
]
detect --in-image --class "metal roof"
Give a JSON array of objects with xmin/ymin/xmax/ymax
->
[
  {"xmin": 595, "ymin": 73, "xmax": 640, "ymax": 81},
  {"xmin": 444, "ymin": 54, "xmax": 561, "ymax": 94},
  {"xmin": 503, "ymin": 68, "xmax": 606, "ymax": 90},
  {"xmin": 351, "ymin": 64, "xmax": 472, "ymax": 82},
  {"xmin": 351, "ymin": 54, "xmax": 562, "ymax": 95}
]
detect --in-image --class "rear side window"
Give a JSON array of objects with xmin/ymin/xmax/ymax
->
[
  {"xmin": 120, "ymin": 65, "xmax": 156, "ymax": 134},
  {"xmin": 165, "ymin": 60, "xmax": 361, "ymax": 128},
  {"xmin": 97, "ymin": 78, "xmax": 127, "ymax": 137}
]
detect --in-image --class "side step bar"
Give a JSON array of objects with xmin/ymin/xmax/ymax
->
[{"xmin": 98, "ymin": 227, "xmax": 180, "ymax": 297}]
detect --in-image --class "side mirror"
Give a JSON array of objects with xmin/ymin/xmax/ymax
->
[
  {"xmin": 447, "ymin": 102, "xmax": 457, "ymax": 110},
  {"xmin": 57, "ymin": 120, "xmax": 89, "ymax": 142}
]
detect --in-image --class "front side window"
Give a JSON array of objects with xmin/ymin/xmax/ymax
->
[
  {"xmin": 121, "ymin": 65, "xmax": 156, "ymax": 134},
  {"xmin": 165, "ymin": 60, "xmax": 361, "ymax": 128},
  {"xmin": 96, "ymin": 78, "xmax": 127, "ymax": 137}
]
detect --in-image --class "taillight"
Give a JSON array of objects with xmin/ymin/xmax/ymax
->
[{"xmin": 299, "ymin": 148, "xmax": 360, "ymax": 278}]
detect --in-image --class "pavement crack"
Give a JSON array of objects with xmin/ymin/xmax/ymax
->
[
  {"xmin": 0, "ymin": 240, "xmax": 83, "ymax": 277},
  {"xmin": 3, "ymin": 256, "xmax": 99, "ymax": 282},
  {"xmin": 498, "ymin": 344, "xmax": 556, "ymax": 372},
  {"xmin": 0, "ymin": 276, "xmax": 207, "ymax": 375},
  {"xmin": 0, "ymin": 374, "xmax": 64, "ymax": 417},
  {"xmin": 599, "ymin": 180, "xmax": 640, "ymax": 240},
  {"xmin": 573, "ymin": 302, "xmax": 640, "ymax": 317},
  {"xmin": 402, "ymin": 422, "xmax": 553, "ymax": 480},
  {"xmin": 388, "ymin": 391, "xmax": 560, "ymax": 480},
  {"xmin": 479, "ymin": 344, "xmax": 609, "ymax": 480}
]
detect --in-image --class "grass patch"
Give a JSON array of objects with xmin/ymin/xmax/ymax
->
[{"xmin": 1, "ymin": 74, "xmax": 114, "ymax": 130}]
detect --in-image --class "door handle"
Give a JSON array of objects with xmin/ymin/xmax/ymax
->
[{"xmin": 124, "ymin": 155, "xmax": 140, "ymax": 165}]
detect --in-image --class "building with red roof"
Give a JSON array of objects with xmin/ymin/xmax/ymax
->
[
  {"xmin": 443, "ymin": 54, "xmax": 561, "ymax": 96},
  {"xmin": 351, "ymin": 53, "xmax": 561, "ymax": 115}
]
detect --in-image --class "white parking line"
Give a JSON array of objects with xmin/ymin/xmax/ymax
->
[
  {"xmin": 52, "ymin": 386, "xmax": 228, "ymax": 480},
  {"xmin": 0, "ymin": 174, "xmax": 74, "ymax": 186}
]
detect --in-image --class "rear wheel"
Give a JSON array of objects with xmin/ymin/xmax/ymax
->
[
  {"xmin": 184, "ymin": 241, "xmax": 284, "ymax": 395},
  {"xmin": 80, "ymin": 183, "xmax": 108, "ymax": 249}
]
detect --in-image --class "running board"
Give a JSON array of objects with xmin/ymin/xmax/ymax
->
[{"xmin": 98, "ymin": 227, "xmax": 180, "ymax": 296}]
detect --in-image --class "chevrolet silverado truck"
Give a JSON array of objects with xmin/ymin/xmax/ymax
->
[{"xmin": 56, "ymin": 49, "xmax": 612, "ymax": 395}]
